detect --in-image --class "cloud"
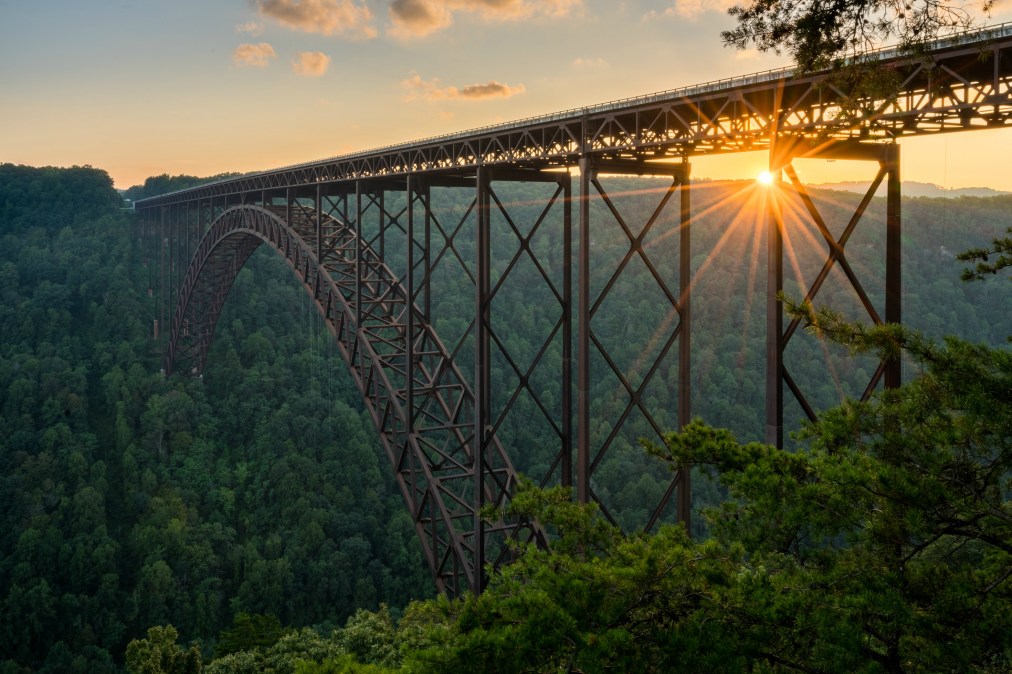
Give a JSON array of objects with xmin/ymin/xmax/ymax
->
[
  {"xmin": 402, "ymin": 74, "xmax": 526, "ymax": 101},
  {"xmin": 388, "ymin": 0, "xmax": 453, "ymax": 37},
  {"xmin": 235, "ymin": 21, "xmax": 265, "ymax": 35},
  {"xmin": 292, "ymin": 51, "xmax": 332, "ymax": 76},
  {"xmin": 572, "ymin": 56, "xmax": 609, "ymax": 69},
  {"xmin": 257, "ymin": 0, "xmax": 377, "ymax": 38},
  {"xmin": 233, "ymin": 42, "xmax": 277, "ymax": 67},
  {"xmin": 468, "ymin": 0, "xmax": 582, "ymax": 20},
  {"xmin": 651, "ymin": 0, "xmax": 736, "ymax": 20},
  {"xmin": 388, "ymin": 0, "xmax": 581, "ymax": 38},
  {"xmin": 457, "ymin": 80, "xmax": 526, "ymax": 99}
]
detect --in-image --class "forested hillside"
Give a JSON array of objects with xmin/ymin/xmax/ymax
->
[
  {"xmin": 0, "ymin": 165, "xmax": 432, "ymax": 673},
  {"xmin": 0, "ymin": 164, "xmax": 1008, "ymax": 671}
]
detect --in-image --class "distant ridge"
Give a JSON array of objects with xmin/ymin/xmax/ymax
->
[{"xmin": 812, "ymin": 180, "xmax": 1011, "ymax": 198}]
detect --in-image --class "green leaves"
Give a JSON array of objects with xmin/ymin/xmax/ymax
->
[
  {"xmin": 722, "ymin": 0, "xmax": 992, "ymax": 72},
  {"xmin": 958, "ymin": 226, "xmax": 1012, "ymax": 282},
  {"xmin": 125, "ymin": 626, "xmax": 201, "ymax": 674},
  {"xmin": 394, "ymin": 318, "xmax": 1011, "ymax": 673}
]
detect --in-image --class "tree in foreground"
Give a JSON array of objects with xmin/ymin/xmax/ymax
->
[
  {"xmin": 393, "ymin": 308, "xmax": 1009, "ymax": 673},
  {"xmin": 723, "ymin": 0, "xmax": 997, "ymax": 71},
  {"xmin": 959, "ymin": 226, "xmax": 1012, "ymax": 283},
  {"xmin": 125, "ymin": 626, "xmax": 201, "ymax": 674}
]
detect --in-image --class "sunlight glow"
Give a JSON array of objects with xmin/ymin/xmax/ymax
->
[{"xmin": 757, "ymin": 170, "xmax": 774, "ymax": 186}]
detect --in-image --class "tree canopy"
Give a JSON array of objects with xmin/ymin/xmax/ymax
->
[
  {"xmin": 388, "ymin": 313, "xmax": 1010, "ymax": 673},
  {"xmin": 723, "ymin": 0, "xmax": 997, "ymax": 70}
]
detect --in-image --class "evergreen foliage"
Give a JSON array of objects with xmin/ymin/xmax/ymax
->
[
  {"xmin": 0, "ymin": 163, "xmax": 123, "ymax": 232},
  {"xmin": 125, "ymin": 627, "xmax": 200, "ymax": 674},
  {"xmin": 0, "ymin": 166, "xmax": 431, "ymax": 672},
  {"xmin": 121, "ymin": 174, "xmax": 242, "ymax": 204},
  {"xmin": 722, "ymin": 0, "xmax": 995, "ymax": 71},
  {"xmin": 213, "ymin": 614, "xmax": 287, "ymax": 658},
  {"xmin": 388, "ymin": 320, "xmax": 1010, "ymax": 673},
  {"xmin": 959, "ymin": 226, "xmax": 1012, "ymax": 282},
  {"xmin": 0, "ymin": 165, "xmax": 1008, "ymax": 671}
]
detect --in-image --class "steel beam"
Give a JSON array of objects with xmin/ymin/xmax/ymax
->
[
  {"xmin": 577, "ymin": 157, "xmax": 591, "ymax": 505},
  {"xmin": 576, "ymin": 157, "xmax": 691, "ymax": 531},
  {"xmin": 885, "ymin": 145, "xmax": 902, "ymax": 389},
  {"xmin": 677, "ymin": 159, "xmax": 692, "ymax": 531},
  {"xmin": 474, "ymin": 166, "xmax": 491, "ymax": 594},
  {"xmin": 561, "ymin": 174, "xmax": 573, "ymax": 491},
  {"xmin": 765, "ymin": 166, "xmax": 785, "ymax": 448},
  {"xmin": 138, "ymin": 23, "xmax": 1012, "ymax": 211},
  {"xmin": 767, "ymin": 140, "xmax": 902, "ymax": 447}
]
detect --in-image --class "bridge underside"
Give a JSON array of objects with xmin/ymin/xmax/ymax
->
[
  {"xmin": 134, "ymin": 21, "xmax": 1012, "ymax": 595},
  {"xmin": 142, "ymin": 136, "xmax": 905, "ymax": 595}
]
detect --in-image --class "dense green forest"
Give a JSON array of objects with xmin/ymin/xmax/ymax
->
[
  {"xmin": 0, "ymin": 163, "xmax": 1008, "ymax": 671},
  {"xmin": 0, "ymin": 165, "xmax": 432, "ymax": 672}
]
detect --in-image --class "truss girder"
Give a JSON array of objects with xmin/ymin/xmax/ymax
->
[
  {"xmin": 165, "ymin": 204, "xmax": 542, "ymax": 596},
  {"xmin": 137, "ymin": 27, "xmax": 1012, "ymax": 211},
  {"xmin": 576, "ymin": 159, "xmax": 693, "ymax": 534},
  {"xmin": 765, "ymin": 142, "xmax": 901, "ymax": 447}
]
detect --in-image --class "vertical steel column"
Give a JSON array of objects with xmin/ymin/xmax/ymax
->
[
  {"xmin": 423, "ymin": 184, "xmax": 432, "ymax": 322},
  {"xmin": 406, "ymin": 174, "xmax": 416, "ymax": 434},
  {"xmin": 286, "ymin": 189, "xmax": 292, "ymax": 236},
  {"xmin": 170, "ymin": 202, "xmax": 176, "ymax": 317},
  {"xmin": 885, "ymin": 145, "xmax": 902, "ymax": 389},
  {"xmin": 185, "ymin": 202, "xmax": 191, "ymax": 290},
  {"xmin": 561, "ymin": 173, "xmax": 573, "ymax": 490},
  {"xmin": 576, "ymin": 157, "xmax": 592, "ymax": 504},
  {"xmin": 316, "ymin": 184, "xmax": 322, "ymax": 260},
  {"xmin": 766, "ymin": 167, "xmax": 784, "ymax": 448},
  {"xmin": 379, "ymin": 190, "xmax": 386, "ymax": 263},
  {"xmin": 355, "ymin": 181, "xmax": 364, "ymax": 328},
  {"xmin": 474, "ymin": 167, "xmax": 491, "ymax": 593},
  {"xmin": 168, "ymin": 205, "xmax": 175, "ymax": 324},
  {"xmin": 677, "ymin": 161, "xmax": 692, "ymax": 529},
  {"xmin": 159, "ymin": 205, "xmax": 167, "ymax": 339}
]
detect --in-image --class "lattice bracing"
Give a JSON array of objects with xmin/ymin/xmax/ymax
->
[{"xmin": 165, "ymin": 205, "xmax": 543, "ymax": 596}]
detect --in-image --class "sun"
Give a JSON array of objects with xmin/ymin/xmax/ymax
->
[{"xmin": 757, "ymin": 170, "xmax": 774, "ymax": 186}]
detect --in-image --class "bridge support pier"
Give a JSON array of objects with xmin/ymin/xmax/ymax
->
[
  {"xmin": 766, "ymin": 139, "xmax": 901, "ymax": 448},
  {"xmin": 576, "ymin": 158, "xmax": 693, "ymax": 533},
  {"xmin": 471, "ymin": 167, "xmax": 573, "ymax": 592}
]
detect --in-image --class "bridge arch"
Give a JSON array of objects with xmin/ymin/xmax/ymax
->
[{"xmin": 166, "ymin": 204, "xmax": 540, "ymax": 596}]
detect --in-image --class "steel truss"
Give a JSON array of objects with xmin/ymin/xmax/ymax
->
[
  {"xmin": 577, "ymin": 159, "xmax": 692, "ymax": 532},
  {"xmin": 165, "ymin": 201, "xmax": 553, "ymax": 596},
  {"xmin": 133, "ymin": 18, "xmax": 1012, "ymax": 596},
  {"xmin": 765, "ymin": 140, "xmax": 901, "ymax": 446},
  {"xmin": 146, "ymin": 134, "xmax": 898, "ymax": 591},
  {"xmin": 137, "ymin": 24, "xmax": 1012, "ymax": 212}
]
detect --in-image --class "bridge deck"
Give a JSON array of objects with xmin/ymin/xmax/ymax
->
[{"xmin": 137, "ymin": 22, "xmax": 1012, "ymax": 205}]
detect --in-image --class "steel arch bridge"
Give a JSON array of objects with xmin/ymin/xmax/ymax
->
[{"xmin": 136, "ymin": 23, "xmax": 1012, "ymax": 596}]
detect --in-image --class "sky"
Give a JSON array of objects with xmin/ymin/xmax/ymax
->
[{"xmin": 2, "ymin": 0, "xmax": 1012, "ymax": 190}]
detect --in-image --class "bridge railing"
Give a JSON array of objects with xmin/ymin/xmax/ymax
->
[
  {"xmin": 137, "ymin": 19, "xmax": 1012, "ymax": 205},
  {"xmin": 256, "ymin": 20, "xmax": 1012, "ymax": 165}
]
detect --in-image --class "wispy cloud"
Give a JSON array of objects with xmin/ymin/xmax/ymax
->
[
  {"xmin": 466, "ymin": 0, "xmax": 582, "ymax": 20},
  {"xmin": 292, "ymin": 51, "xmax": 332, "ymax": 76},
  {"xmin": 257, "ymin": 0, "xmax": 377, "ymax": 38},
  {"xmin": 572, "ymin": 56, "xmax": 609, "ymax": 69},
  {"xmin": 389, "ymin": 0, "xmax": 581, "ymax": 38},
  {"xmin": 646, "ymin": 0, "xmax": 736, "ymax": 21},
  {"xmin": 235, "ymin": 21, "xmax": 265, "ymax": 35},
  {"xmin": 402, "ymin": 74, "xmax": 526, "ymax": 101},
  {"xmin": 233, "ymin": 42, "xmax": 277, "ymax": 68}
]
